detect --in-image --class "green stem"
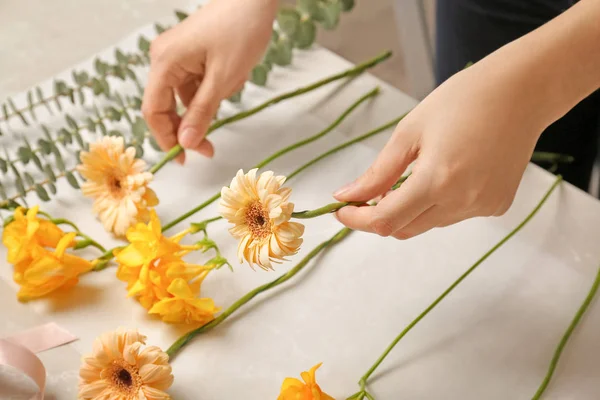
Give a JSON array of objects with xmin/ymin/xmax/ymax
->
[
  {"xmin": 165, "ymin": 227, "xmax": 352, "ymax": 358},
  {"xmin": 149, "ymin": 51, "xmax": 392, "ymax": 174},
  {"xmin": 531, "ymin": 263, "xmax": 600, "ymax": 400},
  {"xmin": 161, "ymin": 88, "xmax": 390, "ymax": 233},
  {"xmin": 51, "ymin": 218, "xmax": 80, "ymax": 232},
  {"xmin": 74, "ymin": 233, "xmax": 107, "ymax": 253},
  {"xmin": 357, "ymin": 175, "xmax": 562, "ymax": 389},
  {"xmin": 530, "ymin": 152, "xmax": 574, "ymax": 165}
]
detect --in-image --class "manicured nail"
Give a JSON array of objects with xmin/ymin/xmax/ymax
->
[
  {"xmin": 197, "ymin": 140, "xmax": 214, "ymax": 158},
  {"xmin": 179, "ymin": 127, "xmax": 198, "ymax": 149},
  {"xmin": 333, "ymin": 182, "xmax": 356, "ymax": 198}
]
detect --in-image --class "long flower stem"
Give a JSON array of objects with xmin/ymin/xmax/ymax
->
[
  {"xmin": 531, "ymin": 263, "xmax": 600, "ymax": 400},
  {"xmin": 167, "ymin": 114, "xmax": 409, "ymax": 233},
  {"xmin": 166, "ymin": 227, "xmax": 352, "ymax": 358},
  {"xmin": 149, "ymin": 51, "xmax": 393, "ymax": 174},
  {"xmin": 355, "ymin": 175, "xmax": 562, "ymax": 392},
  {"xmin": 160, "ymin": 87, "xmax": 385, "ymax": 233}
]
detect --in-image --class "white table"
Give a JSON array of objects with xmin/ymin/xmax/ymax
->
[{"xmin": 2, "ymin": 3, "xmax": 600, "ymax": 400}]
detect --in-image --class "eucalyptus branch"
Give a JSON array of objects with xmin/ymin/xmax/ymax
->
[
  {"xmin": 531, "ymin": 263, "xmax": 600, "ymax": 400},
  {"xmin": 165, "ymin": 226, "xmax": 352, "ymax": 358},
  {"xmin": 160, "ymin": 86, "xmax": 387, "ymax": 232},
  {"xmin": 150, "ymin": 50, "xmax": 393, "ymax": 174},
  {"xmin": 352, "ymin": 175, "xmax": 562, "ymax": 397},
  {"xmin": 0, "ymin": 51, "xmax": 148, "ymax": 128}
]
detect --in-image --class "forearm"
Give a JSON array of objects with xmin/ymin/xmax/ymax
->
[{"xmin": 474, "ymin": 0, "xmax": 600, "ymax": 133}]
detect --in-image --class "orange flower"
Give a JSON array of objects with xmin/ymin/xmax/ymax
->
[
  {"xmin": 79, "ymin": 329, "xmax": 173, "ymax": 399},
  {"xmin": 278, "ymin": 363, "xmax": 335, "ymax": 400}
]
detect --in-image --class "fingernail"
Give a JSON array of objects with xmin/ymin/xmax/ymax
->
[
  {"xmin": 333, "ymin": 182, "xmax": 356, "ymax": 198},
  {"xmin": 179, "ymin": 127, "xmax": 198, "ymax": 149},
  {"xmin": 197, "ymin": 140, "xmax": 214, "ymax": 158}
]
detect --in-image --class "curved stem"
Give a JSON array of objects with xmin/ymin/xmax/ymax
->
[
  {"xmin": 149, "ymin": 51, "xmax": 392, "ymax": 174},
  {"xmin": 161, "ymin": 88, "xmax": 389, "ymax": 233},
  {"xmin": 530, "ymin": 152, "xmax": 574, "ymax": 165},
  {"xmin": 531, "ymin": 263, "xmax": 600, "ymax": 400},
  {"xmin": 166, "ymin": 227, "xmax": 352, "ymax": 358},
  {"xmin": 51, "ymin": 218, "xmax": 80, "ymax": 232},
  {"xmin": 74, "ymin": 233, "xmax": 107, "ymax": 253},
  {"xmin": 357, "ymin": 175, "xmax": 562, "ymax": 388}
]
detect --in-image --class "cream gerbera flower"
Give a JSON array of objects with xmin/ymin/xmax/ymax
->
[
  {"xmin": 219, "ymin": 169, "xmax": 304, "ymax": 270},
  {"xmin": 79, "ymin": 329, "xmax": 173, "ymax": 400},
  {"xmin": 77, "ymin": 136, "xmax": 158, "ymax": 236}
]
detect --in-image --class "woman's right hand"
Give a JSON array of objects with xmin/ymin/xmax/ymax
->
[{"xmin": 142, "ymin": 0, "xmax": 278, "ymax": 163}]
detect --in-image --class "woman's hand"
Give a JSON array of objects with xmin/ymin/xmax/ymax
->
[
  {"xmin": 333, "ymin": 61, "xmax": 544, "ymax": 239},
  {"xmin": 142, "ymin": 0, "xmax": 278, "ymax": 163}
]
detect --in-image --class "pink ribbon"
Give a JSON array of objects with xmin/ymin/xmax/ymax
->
[{"xmin": 0, "ymin": 323, "xmax": 78, "ymax": 400}]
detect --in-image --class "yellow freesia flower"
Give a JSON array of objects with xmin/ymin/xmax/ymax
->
[
  {"xmin": 278, "ymin": 363, "xmax": 335, "ymax": 400},
  {"xmin": 16, "ymin": 232, "xmax": 93, "ymax": 301},
  {"xmin": 149, "ymin": 278, "xmax": 220, "ymax": 324},
  {"xmin": 2, "ymin": 206, "xmax": 64, "ymax": 266},
  {"xmin": 116, "ymin": 210, "xmax": 216, "ymax": 320}
]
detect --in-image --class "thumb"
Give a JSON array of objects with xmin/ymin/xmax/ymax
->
[
  {"xmin": 178, "ymin": 71, "xmax": 221, "ymax": 150},
  {"xmin": 334, "ymin": 128, "xmax": 418, "ymax": 202}
]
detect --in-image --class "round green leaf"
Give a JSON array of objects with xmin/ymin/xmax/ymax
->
[
  {"xmin": 17, "ymin": 147, "xmax": 32, "ymax": 164},
  {"xmin": 297, "ymin": 0, "xmax": 319, "ymax": 17},
  {"xmin": 37, "ymin": 139, "xmax": 52, "ymax": 155},
  {"xmin": 341, "ymin": 0, "xmax": 355, "ymax": 12},
  {"xmin": 273, "ymin": 39, "xmax": 293, "ymax": 66},
  {"xmin": 251, "ymin": 64, "xmax": 269, "ymax": 86},
  {"xmin": 318, "ymin": 2, "xmax": 342, "ymax": 30},
  {"xmin": 149, "ymin": 137, "xmax": 162, "ymax": 152},
  {"xmin": 47, "ymin": 182, "xmax": 57, "ymax": 195},
  {"xmin": 294, "ymin": 19, "xmax": 317, "ymax": 49},
  {"xmin": 277, "ymin": 8, "xmax": 301, "ymax": 37},
  {"xmin": 228, "ymin": 91, "xmax": 242, "ymax": 103},
  {"xmin": 44, "ymin": 165, "xmax": 57, "ymax": 182}
]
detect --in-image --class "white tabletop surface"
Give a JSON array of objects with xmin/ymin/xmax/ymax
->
[{"xmin": 2, "ymin": 2, "xmax": 600, "ymax": 400}]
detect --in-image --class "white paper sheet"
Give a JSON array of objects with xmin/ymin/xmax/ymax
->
[{"xmin": 1, "ymin": 15, "xmax": 600, "ymax": 400}]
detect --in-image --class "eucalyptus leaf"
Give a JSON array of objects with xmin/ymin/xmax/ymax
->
[
  {"xmin": 134, "ymin": 144, "xmax": 144, "ymax": 158},
  {"xmin": 98, "ymin": 121, "xmax": 107, "ymax": 136},
  {"xmin": 294, "ymin": 19, "xmax": 317, "ymax": 49},
  {"xmin": 138, "ymin": 36, "xmax": 151, "ymax": 53},
  {"xmin": 115, "ymin": 49, "xmax": 129, "ymax": 65},
  {"xmin": 65, "ymin": 114, "xmax": 78, "ymax": 130},
  {"xmin": 54, "ymin": 80, "xmax": 69, "ymax": 96},
  {"xmin": 273, "ymin": 39, "xmax": 293, "ymax": 66},
  {"xmin": 55, "ymin": 152, "xmax": 66, "ymax": 172},
  {"xmin": 31, "ymin": 152, "xmax": 43, "ymax": 172},
  {"xmin": 91, "ymin": 78, "xmax": 104, "ymax": 95},
  {"xmin": 0, "ymin": 183, "xmax": 6, "ymax": 200},
  {"xmin": 277, "ymin": 8, "xmax": 301, "ymax": 37},
  {"xmin": 37, "ymin": 139, "xmax": 52, "ymax": 155},
  {"xmin": 131, "ymin": 117, "xmax": 147, "ymax": 140},
  {"xmin": 24, "ymin": 172, "xmax": 34, "ymax": 186},
  {"xmin": 68, "ymin": 88, "xmax": 75, "ymax": 104},
  {"xmin": 229, "ymin": 91, "xmax": 242, "ymax": 103},
  {"xmin": 66, "ymin": 172, "xmax": 80, "ymax": 189},
  {"xmin": 15, "ymin": 176, "xmax": 26, "ymax": 198},
  {"xmin": 44, "ymin": 164, "xmax": 57, "ymax": 182},
  {"xmin": 58, "ymin": 128, "xmax": 73, "ymax": 145},
  {"xmin": 27, "ymin": 91, "xmax": 37, "ymax": 121},
  {"xmin": 251, "ymin": 64, "xmax": 269, "ymax": 86},
  {"xmin": 77, "ymin": 89, "xmax": 85, "ymax": 104},
  {"xmin": 341, "ymin": 0, "xmax": 355, "ymax": 11},
  {"xmin": 17, "ymin": 146, "xmax": 32, "ymax": 164},
  {"xmin": 36, "ymin": 86, "xmax": 53, "ymax": 115},
  {"xmin": 319, "ymin": 2, "xmax": 342, "ymax": 30},
  {"xmin": 0, "ymin": 157, "xmax": 6, "ymax": 174},
  {"xmin": 108, "ymin": 130, "xmax": 123, "ymax": 138},
  {"xmin": 155, "ymin": 23, "xmax": 167, "ymax": 34},
  {"xmin": 34, "ymin": 184, "xmax": 50, "ymax": 202},
  {"xmin": 149, "ymin": 136, "xmax": 162, "ymax": 152},
  {"xmin": 1, "ymin": 104, "xmax": 8, "ymax": 120},
  {"xmin": 73, "ymin": 71, "xmax": 89, "ymax": 85},
  {"xmin": 73, "ymin": 130, "xmax": 85, "ymax": 149},
  {"xmin": 94, "ymin": 59, "xmax": 109, "ymax": 75},
  {"xmin": 47, "ymin": 182, "xmax": 57, "ymax": 195},
  {"xmin": 85, "ymin": 117, "xmax": 97, "ymax": 133},
  {"xmin": 8, "ymin": 98, "xmax": 27, "ymax": 126},
  {"xmin": 105, "ymin": 106, "xmax": 122, "ymax": 122},
  {"xmin": 297, "ymin": 0, "xmax": 319, "ymax": 17},
  {"xmin": 175, "ymin": 10, "xmax": 189, "ymax": 21}
]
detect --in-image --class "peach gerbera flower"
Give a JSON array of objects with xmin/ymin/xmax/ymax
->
[
  {"xmin": 277, "ymin": 363, "xmax": 334, "ymax": 400},
  {"xmin": 79, "ymin": 329, "xmax": 173, "ymax": 400},
  {"xmin": 77, "ymin": 136, "xmax": 158, "ymax": 237},
  {"xmin": 219, "ymin": 169, "xmax": 304, "ymax": 270}
]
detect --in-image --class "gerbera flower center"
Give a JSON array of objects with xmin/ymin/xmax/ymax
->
[
  {"xmin": 107, "ymin": 174, "xmax": 125, "ymax": 197},
  {"xmin": 108, "ymin": 359, "xmax": 141, "ymax": 395},
  {"xmin": 245, "ymin": 201, "xmax": 271, "ymax": 240}
]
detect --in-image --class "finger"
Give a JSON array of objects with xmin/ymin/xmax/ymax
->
[
  {"xmin": 333, "ymin": 125, "xmax": 419, "ymax": 202},
  {"xmin": 178, "ymin": 70, "xmax": 222, "ymax": 150},
  {"xmin": 189, "ymin": 139, "xmax": 215, "ymax": 158},
  {"xmin": 391, "ymin": 205, "xmax": 448, "ymax": 240},
  {"xmin": 177, "ymin": 79, "xmax": 201, "ymax": 107},
  {"xmin": 335, "ymin": 175, "xmax": 433, "ymax": 236},
  {"xmin": 142, "ymin": 66, "xmax": 184, "ymax": 164}
]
